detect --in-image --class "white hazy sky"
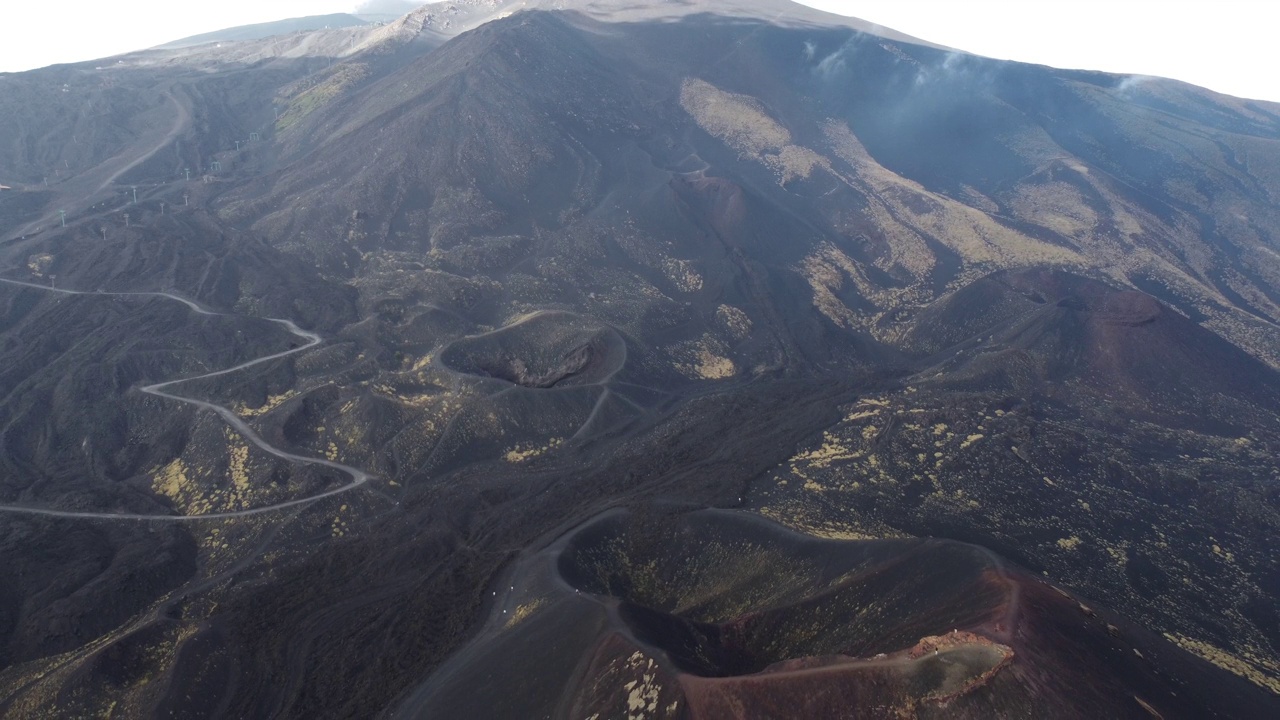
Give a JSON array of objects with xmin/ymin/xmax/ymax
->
[{"xmin": 0, "ymin": 1, "xmax": 1277, "ymax": 102}]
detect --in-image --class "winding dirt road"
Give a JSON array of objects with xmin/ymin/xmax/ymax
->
[{"xmin": 0, "ymin": 277, "xmax": 372, "ymax": 521}]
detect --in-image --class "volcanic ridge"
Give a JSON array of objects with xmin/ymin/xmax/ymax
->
[{"xmin": 0, "ymin": 0, "xmax": 1278, "ymax": 717}]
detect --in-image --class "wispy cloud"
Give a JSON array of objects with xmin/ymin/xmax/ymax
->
[
  {"xmin": 815, "ymin": 41, "xmax": 853, "ymax": 78},
  {"xmin": 808, "ymin": 34, "xmax": 875, "ymax": 80},
  {"xmin": 1116, "ymin": 74, "xmax": 1156, "ymax": 94},
  {"xmin": 912, "ymin": 50, "xmax": 990, "ymax": 89}
]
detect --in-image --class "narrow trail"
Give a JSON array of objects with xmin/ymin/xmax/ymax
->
[
  {"xmin": 976, "ymin": 546, "xmax": 1022, "ymax": 643},
  {"xmin": 0, "ymin": 277, "xmax": 373, "ymax": 522},
  {"xmin": 98, "ymin": 91, "xmax": 190, "ymax": 195}
]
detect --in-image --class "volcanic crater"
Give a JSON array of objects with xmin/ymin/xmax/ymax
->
[
  {"xmin": 397, "ymin": 507, "xmax": 1278, "ymax": 718},
  {"xmin": 437, "ymin": 311, "xmax": 626, "ymax": 388},
  {"xmin": 555, "ymin": 509, "xmax": 1015, "ymax": 680}
]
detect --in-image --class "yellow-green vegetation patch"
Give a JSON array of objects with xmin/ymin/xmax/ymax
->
[
  {"xmin": 622, "ymin": 651, "xmax": 663, "ymax": 719},
  {"xmin": 504, "ymin": 596, "xmax": 548, "ymax": 629},
  {"xmin": 1163, "ymin": 633, "xmax": 1280, "ymax": 694},
  {"xmin": 26, "ymin": 253, "xmax": 54, "ymax": 276},
  {"xmin": 276, "ymin": 63, "xmax": 371, "ymax": 132},
  {"xmin": 821, "ymin": 118, "xmax": 1085, "ymax": 273},
  {"xmin": 151, "ymin": 457, "xmax": 195, "ymax": 507},
  {"xmin": 680, "ymin": 78, "xmax": 829, "ymax": 184},
  {"xmin": 661, "ymin": 257, "xmax": 703, "ymax": 293},
  {"xmin": 504, "ymin": 437, "xmax": 564, "ymax": 463},
  {"xmin": 234, "ymin": 391, "xmax": 298, "ymax": 418},
  {"xmin": 331, "ymin": 507, "xmax": 350, "ymax": 538},
  {"xmin": 673, "ymin": 335, "xmax": 736, "ymax": 380},
  {"xmin": 790, "ymin": 431, "xmax": 862, "ymax": 470},
  {"xmin": 715, "ymin": 304, "xmax": 752, "ymax": 340},
  {"xmin": 1057, "ymin": 536, "xmax": 1082, "ymax": 551}
]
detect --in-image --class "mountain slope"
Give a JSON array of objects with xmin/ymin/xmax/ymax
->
[
  {"xmin": 157, "ymin": 14, "xmax": 373, "ymax": 49},
  {"xmin": 0, "ymin": 1, "xmax": 1278, "ymax": 716}
]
